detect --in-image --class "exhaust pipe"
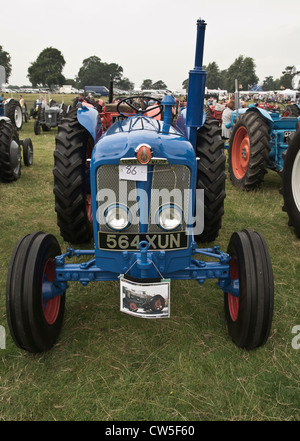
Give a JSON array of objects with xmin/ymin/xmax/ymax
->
[{"xmin": 186, "ymin": 18, "xmax": 207, "ymax": 150}]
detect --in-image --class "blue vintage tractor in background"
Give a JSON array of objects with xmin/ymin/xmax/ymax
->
[
  {"xmin": 227, "ymin": 105, "xmax": 300, "ymax": 237},
  {"xmin": 5, "ymin": 18, "xmax": 274, "ymax": 353}
]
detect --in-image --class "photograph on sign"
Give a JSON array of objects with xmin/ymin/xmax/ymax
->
[{"xmin": 120, "ymin": 276, "xmax": 170, "ymax": 318}]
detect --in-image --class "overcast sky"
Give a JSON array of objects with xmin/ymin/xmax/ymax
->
[{"xmin": 2, "ymin": 0, "xmax": 300, "ymax": 90}]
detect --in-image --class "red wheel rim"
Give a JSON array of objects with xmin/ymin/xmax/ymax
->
[
  {"xmin": 228, "ymin": 256, "xmax": 239, "ymax": 322},
  {"xmin": 86, "ymin": 194, "xmax": 93, "ymax": 223},
  {"xmin": 232, "ymin": 126, "xmax": 250, "ymax": 179},
  {"xmin": 129, "ymin": 302, "xmax": 138, "ymax": 311},
  {"xmin": 42, "ymin": 259, "xmax": 61, "ymax": 325},
  {"xmin": 153, "ymin": 298, "xmax": 163, "ymax": 311}
]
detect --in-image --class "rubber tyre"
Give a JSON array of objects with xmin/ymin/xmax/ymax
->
[
  {"xmin": 282, "ymin": 104, "xmax": 300, "ymax": 118},
  {"xmin": 5, "ymin": 99, "xmax": 23, "ymax": 130},
  {"xmin": 23, "ymin": 138, "xmax": 34, "ymax": 166},
  {"xmin": 228, "ymin": 111, "xmax": 270, "ymax": 190},
  {"xmin": 53, "ymin": 108, "xmax": 93, "ymax": 244},
  {"xmin": 224, "ymin": 229, "xmax": 274, "ymax": 349},
  {"xmin": 6, "ymin": 232, "xmax": 65, "ymax": 353},
  {"xmin": 150, "ymin": 295, "xmax": 165, "ymax": 312},
  {"xmin": 281, "ymin": 124, "xmax": 300, "ymax": 238},
  {"xmin": 34, "ymin": 119, "xmax": 40, "ymax": 135},
  {"xmin": 0, "ymin": 120, "xmax": 21, "ymax": 182},
  {"xmin": 195, "ymin": 119, "xmax": 226, "ymax": 242}
]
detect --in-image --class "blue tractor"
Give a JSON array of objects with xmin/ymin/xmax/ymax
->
[
  {"xmin": 5, "ymin": 19, "xmax": 274, "ymax": 353},
  {"xmin": 227, "ymin": 105, "xmax": 300, "ymax": 237}
]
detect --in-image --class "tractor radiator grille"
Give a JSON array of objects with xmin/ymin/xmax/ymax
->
[{"xmin": 96, "ymin": 164, "xmax": 190, "ymax": 233}]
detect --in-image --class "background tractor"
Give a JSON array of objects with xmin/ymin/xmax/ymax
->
[
  {"xmin": 34, "ymin": 96, "xmax": 71, "ymax": 135},
  {"xmin": 227, "ymin": 105, "xmax": 300, "ymax": 236},
  {"xmin": 0, "ymin": 117, "xmax": 33, "ymax": 182},
  {"xmin": 0, "ymin": 65, "xmax": 23, "ymax": 130},
  {"xmin": 5, "ymin": 18, "xmax": 274, "ymax": 353},
  {"xmin": 0, "ymin": 97, "xmax": 23, "ymax": 130}
]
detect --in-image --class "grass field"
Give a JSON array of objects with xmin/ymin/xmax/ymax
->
[{"xmin": 0, "ymin": 100, "xmax": 299, "ymax": 421}]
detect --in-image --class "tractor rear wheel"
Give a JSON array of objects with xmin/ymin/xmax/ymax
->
[
  {"xmin": 6, "ymin": 232, "xmax": 65, "ymax": 353},
  {"xmin": 0, "ymin": 120, "xmax": 21, "ymax": 182},
  {"xmin": 5, "ymin": 99, "xmax": 23, "ymax": 130},
  {"xmin": 53, "ymin": 108, "xmax": 93, "ymax": 244},
  {"xmin": 150, "ymin": 295, "xmax": 165, "ymax": 312},
  {"xmin": 195, "ymin": 118, "xmax": 226, "ymax": 242},
  {"xmin": 224, "ymin": 229, "xmax": 274, "ymax": 349},
  {"xmin": 282, "ymin": 104, "xmax": 300, "ymax": 118},
  {"xmin": 228, "ymin": 111, "xmax": 270, "ymax": 190},
  {"xmin": 281, "ymin": 123, "xmax": 300, "ymax": 238}
]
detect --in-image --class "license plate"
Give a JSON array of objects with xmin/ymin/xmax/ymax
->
[{"xmin": 98, "ymin": 231, "xmax": 188, "ymax": 251}]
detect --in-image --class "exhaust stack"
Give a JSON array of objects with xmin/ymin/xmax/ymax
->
[{"xmin": 186, "ymin": 19, "xmax": 207, "ymax": 149}]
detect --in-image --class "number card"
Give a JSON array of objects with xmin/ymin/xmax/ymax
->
[{"xmin": 119, "ymin": 164, "xmax": 147, "ymax": 181}]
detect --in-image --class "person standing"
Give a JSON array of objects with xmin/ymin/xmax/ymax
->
[{"xmin": 221, "ymin": 101, "xmax": 235, "ymax": 139}]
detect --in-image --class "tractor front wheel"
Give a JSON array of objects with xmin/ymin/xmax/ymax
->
[
  {"xmin": 281, "ymin": 123, "xmax": 300, "ymax": 238},
  {"xmin": 34, "ymin": 120, "xmax": 40, "ymax": 135},
  {"xmin": 23, "ymin": 138, "xmax": 34, "ymax": 166},
  {"xmin": 224, "ymin": 229, "xmax": 274, "ymax": 349},
  {"xmin": 6, "ymin": 232, "xmax": 65, "ymax": 353},
  {"xmin": 228, "ymin": 111, "xmax": 270, "ymax": 190}
]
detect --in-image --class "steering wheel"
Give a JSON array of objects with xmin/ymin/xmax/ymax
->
[{"xmin": 116, "ymin": 95, "xmax": 163, "ymax": 118}]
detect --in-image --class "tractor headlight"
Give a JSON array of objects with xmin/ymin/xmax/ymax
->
[
  {"xmin": 157, "ymin": 204, "xmax": 182, "ymax": 231},
  {"xmin": 105, "ymin": 204, "xmax": 131, "ymax": 231}
]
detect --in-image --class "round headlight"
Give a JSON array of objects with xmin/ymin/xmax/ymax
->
[
  {"xmin": 157, "ymin": 204, "xmax": 182, "ymax": 231},
  {"xmin": 105, "ymin": 205, "xmax": 130, "ymax": 231}
]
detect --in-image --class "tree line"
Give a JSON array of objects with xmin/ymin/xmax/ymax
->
[
  {"xmin": 201, "ymin": 56, "xmax": 296, "ymax": 91},
  {"xmin": 0, "ymin": 45, "xmax": 297, "ymax": 92}
]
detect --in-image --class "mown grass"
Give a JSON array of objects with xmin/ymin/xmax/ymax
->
[{"xmin": 0, "ymin": 108, "xmax": 299, "ymax": 421}]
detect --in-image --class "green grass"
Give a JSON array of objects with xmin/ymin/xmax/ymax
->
[{"xmin": 0, "ymin": 116, "xmax": 299, "ymax": 421}]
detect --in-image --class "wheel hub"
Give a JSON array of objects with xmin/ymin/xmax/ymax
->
[
  {"xmin": 10, "ymin": 140, "xmax": 21, "ymax": 172},
  {"xmin": 232, "ymin": 126, "xmax": 250, "ymax": 179},
  {"xmin": 292, "ymin": 149, "xmax": 300, "ymax": 211}
]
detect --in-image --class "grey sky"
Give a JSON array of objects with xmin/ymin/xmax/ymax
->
[{"xmin": 2, "ymin": 0, "xmax": 300, "ymax": 90}]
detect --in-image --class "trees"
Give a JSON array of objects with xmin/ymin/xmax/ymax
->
[
  {"xmin": 27, "ymin": 47, "xmax": 65, "ymax": 88},
  {"xmin": 141, "ymin": 79, "xmax": 153, "ymax": 90},
  {"xmin": 152, "ymin": 80, "xmax": 167, "ymax": 90},
  {"xmin": 116, "ymin": 77, "xmax": 134, "ymax": 91},
  {"xmin": 141, "ymin": 79, "xmax": 168, "ymax": 90},
  {"xmin": 225, "ymin": 55, "xmax": 259, "ymax": 92},
  {"xmin": 185, "ymin": 56, "xmax": 259, "ymax": 93},
  {"xmin": 0, "ymin": 46, "xmax": 12, "ymax": 82},
  {"xmin": 205, "ymin": 62, "xmax": 222, "ymax": 89},
  {"xmin": 262, "ymin": 76, "xmax": 277, "ymax": 91},
  {"xmin": 76, "ymin": 56, "xmax": 123, "ymax": 88},
  {"xmin": 279, "ymin": 66, "xmax": 294, "ymax": 89}
]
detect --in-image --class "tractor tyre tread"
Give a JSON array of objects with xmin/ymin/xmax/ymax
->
[
  {"xmin": 195, "ymin": 119, "xmax": 226, "ymax": 243},
  {"xmin": 53, "ymin": 109, "xmax": 93, "ymax": 244}
]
